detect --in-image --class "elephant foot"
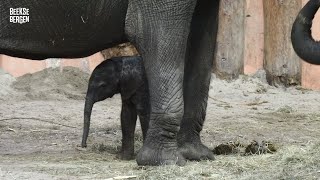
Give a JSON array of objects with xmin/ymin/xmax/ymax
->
[
  {"xmin": 136, "ymin": 144, "xmax": 186, "ymax": 166},
  {"xmin": 178, "ymin": 142, "xmax": 215, "ymax": 161},
  {"xmin": 118, "ymin": 151, "xmax": 135, "ymax": 160}
]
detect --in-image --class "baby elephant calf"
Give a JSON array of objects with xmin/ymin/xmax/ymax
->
[{"xmin": 81, "ymin": 56, "xmax": 149, "ymax": 160}]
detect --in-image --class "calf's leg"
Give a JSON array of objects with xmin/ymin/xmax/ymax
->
[{"xmin": 120, "ymin": 100, "xmax": 138, "ymax": 160}]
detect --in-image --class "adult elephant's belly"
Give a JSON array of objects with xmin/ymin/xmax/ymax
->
[{"xmin": 0, "ymin": 0, "xmax": 128, "ymax": 60}]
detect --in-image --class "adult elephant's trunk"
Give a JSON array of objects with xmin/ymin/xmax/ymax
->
[
  {"xmin": 291, "ymin": 0, "xmax": 320, "ymax": 64},
  {"xmin": 81, "ymin": 94, "xmax": 95, "ymax": 148}
]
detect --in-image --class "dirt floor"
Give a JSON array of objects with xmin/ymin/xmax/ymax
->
[{"xmin": 0, "ymin": 67, "xmax": 320, "ymax": 179}]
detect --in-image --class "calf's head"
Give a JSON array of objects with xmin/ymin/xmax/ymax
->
[{"xmin": 86, "ymin": 60, "xmax": 122, "ymax": 103}]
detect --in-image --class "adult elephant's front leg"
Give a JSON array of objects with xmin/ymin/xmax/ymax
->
[
  {"xmin": 125, "ymin": 1, "xmax": 196, "ymax": 166},
  {"xmin": 178, "ymin": 0, "xmax": 220, "ymax": 161}
]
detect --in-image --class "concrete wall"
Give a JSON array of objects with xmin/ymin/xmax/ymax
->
[{"xmin": 1, "ymin": 0, "xmax": 320, "ymax": 90}]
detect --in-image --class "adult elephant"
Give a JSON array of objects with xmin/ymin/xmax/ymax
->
[
  {"xmin": 0, "ymin": 0, "xmax": 220, "ymax": 165},
  {"xmin": 291, "ymin": 0, "xmax": 320, "ymax": 64}
]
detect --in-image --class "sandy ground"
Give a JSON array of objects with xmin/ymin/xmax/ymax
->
[{"xmin": 0, "ymin": 67, "xmax": 320, "ymax": 179}]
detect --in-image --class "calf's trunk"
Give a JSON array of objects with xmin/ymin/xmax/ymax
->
[{"xmin": 81, "ymin": 95, "xmax": 95, "ymax": 148}]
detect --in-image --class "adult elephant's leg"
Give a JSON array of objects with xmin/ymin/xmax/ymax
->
[
  {"xmin": 125, "ymin": 0, "xmax": 197, "ymax": 166},
  {"xmin": 178, "ymin": 0, "xmax": 220, "ymax": 161}
]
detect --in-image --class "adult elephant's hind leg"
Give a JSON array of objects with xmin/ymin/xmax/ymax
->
[
  {"xmin": 125, "ymin": 1, "xmax": 197, "ymax": 166},
  {"xmin": 178, "ymin": 0, "xmax": 220, "ymax": 161}
]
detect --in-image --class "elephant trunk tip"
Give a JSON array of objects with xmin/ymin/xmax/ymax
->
[{"xmin": 81, "ymin": 142, "xmax": 87, "ymax": 148}]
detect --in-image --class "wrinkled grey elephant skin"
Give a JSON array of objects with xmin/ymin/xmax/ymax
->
[
  {"xmin": 0, "ymin": 0, "xmax": 220, "ymax": 166},
  {"xmin": 82, "ymin": 56, "xmax": 150, "ymax": 160},
  {"xmin": 291, "ymin": 0, "xmax": 320, "ymax": 65}
]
